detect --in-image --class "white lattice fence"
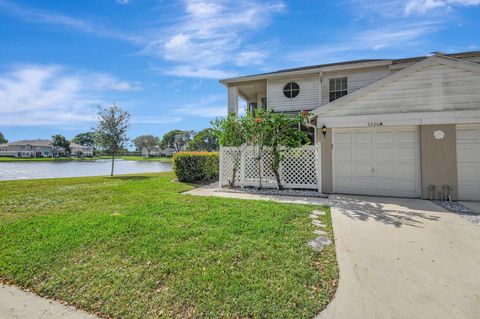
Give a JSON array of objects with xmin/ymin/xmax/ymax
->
[{"xmin": 220, "ymin": 145, "xmax": 321, "ymax": 190}]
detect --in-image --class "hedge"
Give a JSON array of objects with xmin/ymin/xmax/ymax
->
[{"xmin": 173, "ymin": 151, "xmax": 219, "ymax": 183}]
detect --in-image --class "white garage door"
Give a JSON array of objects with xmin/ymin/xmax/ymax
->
[
  {"xmin": 333, "ymin": 126, "xmax": 420, "ymax": 198},
  {"xmin": 457, "ymin": 125, "xmax": 480, "ymax": 201}
]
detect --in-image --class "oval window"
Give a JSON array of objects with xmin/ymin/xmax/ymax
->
[{"xmin": 283, "ymin": 82, "xmax": 300, "ymax": 98}]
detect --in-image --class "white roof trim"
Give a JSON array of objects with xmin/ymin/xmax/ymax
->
[
  {"xmin": 219, "ymin": 60, "xmax": 392, "ymax": 85},
  {"xmin": 311, "ymin": 54, "xmax": 480, "ymax": 117},
  {"xmin": 317, "ymin": 110, "xmax": 480, "ymax": 128}
]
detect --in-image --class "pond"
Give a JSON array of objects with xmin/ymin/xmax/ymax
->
[{"xmin": 0, "ymin": 159, "xmax": 172, "ymax": 181}]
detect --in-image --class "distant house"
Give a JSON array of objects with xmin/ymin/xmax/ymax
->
[
  {"xmin": 0, "ymin": 139, "xmax": 94, "ymax": 158},
  {"xmin": 70, "ymin": 143, "xmax": 94, "ymax": 157},
  {"xmin": 142, "ymin": 146, "xmax": 176, "ymax": 157}
]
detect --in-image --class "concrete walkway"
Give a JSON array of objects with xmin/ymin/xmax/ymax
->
[
  {"xmin": 186, "ymin": 185, "xmax": 480, "ymax": 319},
  {"xmin": 0, "ymin": 284, "xmax": 99, "ymax": 319}
]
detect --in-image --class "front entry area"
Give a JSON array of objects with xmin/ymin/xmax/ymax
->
[{"xmin": 332, "ymin": 126, "xmax": 420, "ymax": 198}]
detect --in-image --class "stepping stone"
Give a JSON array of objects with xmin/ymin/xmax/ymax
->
[
  {"xmin": 311, "ymin": 210, "xmax": 325, "ymax": 216},
  {"xmin": 316, "ymin": 236, "xmax": 332, "ymax": 246},
  {"xmin": 309, "ymin": 214, "xmax": 319, "ymax": 219},
  {"xmin": 313, "ymin": 229, "xmax": 327, "ymax": 235},
  {"xmin": 308, "ymin": 239, "xmax": 324, "ymax": 252},
  {"xmin": 312, "ymin": 220, "xmax": 326, "ymax": 227}
]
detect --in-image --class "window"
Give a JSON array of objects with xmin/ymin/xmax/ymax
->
[
  {"xmin": 283, "ymin": 82, "xmax": 300, "ymax": 98},
  {"xmin": 248, "ymin": 102, "xmax": 258, "ymax": 115},
  {"xmin": 329, "ymin": 77, "xmax": 347, "ymax": 102}
]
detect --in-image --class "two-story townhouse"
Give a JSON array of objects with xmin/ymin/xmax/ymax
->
[
  {"xmin": 70, "ymin": 143, "xmax": 94, "ymax": 157},
  {"xmin": 220, "ymin": 51, "xmax": 480, "ymax": 201},
  {"xmin": 0, "ymin": 140, "xmax": 94, "ymax": 158}
]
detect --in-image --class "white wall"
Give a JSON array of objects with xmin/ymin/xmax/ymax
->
[
  {"xmin": 320, "ymin": 66, "xmax": 389, "ymax": 106},
  {"xmin": 323, "ymin": 60, "xmax": 480, "ymax": 117},
  {"xmin": 267, "ymin": 75, "xmax": 320, "ymax": 112}
]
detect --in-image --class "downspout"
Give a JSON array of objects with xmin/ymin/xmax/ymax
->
[{"xmin": 304, "ymin": 114, "xmax": 318, "ymax": 145}]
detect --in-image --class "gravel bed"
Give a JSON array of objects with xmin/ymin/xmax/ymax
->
[
  {"xmin": 434, "ymin": 201, "xmax": 480, "ymax": 226},
  {"xmin": 217, "ymin": 187, "xmax": 327, "ymax": 198}
]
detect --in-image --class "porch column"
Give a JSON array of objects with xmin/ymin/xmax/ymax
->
[{"xmin": 227, "ymin": 86, "xmax": 239, "ymax": 114}]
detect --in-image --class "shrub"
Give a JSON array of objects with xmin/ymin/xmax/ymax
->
[{"xmin": 173, "ymin": 151, "xmax": 219, "ymax": 183}]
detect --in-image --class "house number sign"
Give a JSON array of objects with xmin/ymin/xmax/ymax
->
[{"xmin": 367, "ymin": 122, "xmax": 383, "ymax": 127}]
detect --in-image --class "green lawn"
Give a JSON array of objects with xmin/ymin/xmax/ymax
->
[
  {"xmin": 0, "ymin": 156, "xmax": 172, "ymax": 162},
  {"xmin": 0, "ymin": 173, "xmax": 337, "ymax": 319}
]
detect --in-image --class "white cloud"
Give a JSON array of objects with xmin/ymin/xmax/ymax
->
[
  {"xmin": 285, "ymin": 22, "xmax": 439, "ymax": 64},
  {"xmin": 0, "ymin": 0, "xmax": 285, "ymax": 79},
  {"xmin": 235, "ymin": 50, "xmax": 267, "ymax": 66},
  {"xmin": 174, "ymin": 94, "xmax": 227, "ymax": 118},
  {"xmin": 142, "ymin": 0, "xmax": 285, "ymax": 78},
  {"xmin": 163, "ymin": 65, "xmax": 238, "ymax": 79},
  {"xmin": 405, "ymin": 0, "xmax": 480, "ymax": 15},
  {"xmin": 0, "ymin": 65, "xmax": 139, "ymax": 126}
]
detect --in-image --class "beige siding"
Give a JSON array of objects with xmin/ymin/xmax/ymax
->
[
  {"xmin": 323, "ymin": 61, "xmax": 480, "ymax": 116},
  {"xmin": 320, "ymin": 66, "xmax": 389, "ymax": 105},
  {"xmin": 267, "ymin": 75, "xmax": 320, "ymax": 112}
]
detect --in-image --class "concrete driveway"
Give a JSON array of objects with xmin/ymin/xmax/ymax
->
[{"xmin": 318, "ymin": 195, "xmax": 480, "ymax": 319}]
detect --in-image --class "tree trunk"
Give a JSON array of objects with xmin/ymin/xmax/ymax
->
[
  {"xmin": 271, "ymin": 150, "xmax": 283, "ymax": 190},
  {"xmin": 272, "ymin": 167, "xmax": 283, "ymax": 190},
  {"xmin": 111, "ymin": 153, "xmax": 115, "ymax": 176}
]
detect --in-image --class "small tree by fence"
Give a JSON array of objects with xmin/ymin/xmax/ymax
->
[
  {"xmin": 213, "ymin": 110, "xmax": 312, "ymax": 190},
  {"xmin": 212, "ymin": 114, "xmax": 247, "ymax": 187}
]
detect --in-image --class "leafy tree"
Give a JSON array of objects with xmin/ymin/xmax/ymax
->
[
  {"xmin": 133, "ymin": 135, "xmax": 160, "ymax": 157},
  {"xmin": 187, "ymin": 128, "xmax": 219, "ymax": 152},
  {"xmin": 255, "ymin": 109, "xmax": 310, "ymax": 190},
  {"xmin": 72, "ymin": 132, "xmax": 97, "ymax": 148},
  {"xmin": 161, "ymin": 130, "xmax": 194, "ymax": 152},
  {"xmin": 51, "ymin": 134, "xmax": 71, "ymax": 156},
  {"xmin": 0, "ymin": 132, "xmax": 7, "ymax": 144},
  {"xmin": 95, "ymin": 103, "xmax": 130, "ymax": 176},
  {"xmin": 211, "ymin": 114, "xmax": 247, "ymax": 187}
]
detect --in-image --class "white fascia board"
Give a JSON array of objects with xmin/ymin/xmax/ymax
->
[
  {"xmin": 316, "ymin": 110, "xmax": 480, "ymax": 128},
  {"xmin": 219, "ymin": 60, "xmax": 393, "ymax": 85}
]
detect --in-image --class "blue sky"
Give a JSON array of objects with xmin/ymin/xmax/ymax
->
[{"xmin": 1, "ymin": 0, "xmax": 479, "ymax": 143}]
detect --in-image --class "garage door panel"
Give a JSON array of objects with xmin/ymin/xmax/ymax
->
[
  {"xmin": 336, "ymin": 133, "xmax": 352, "ymax": 144},
  {"xmin": 458, "ymin": 163, "xmax": 480, "ymax": 180},
  {"xmin": 353, "ymin": 147, "xmax": 373, "ymax": 159},
  {"xmin": 375, "ymin": 163, "xmax": 395, "ymax": 176},
  {"xmin": 335, "ymin": 147, "xmax": 352, "ymax": 159},
  {"xmin": 336, "ymin": 177, "xmax": 353, "ymax": 190},
  {"xmin": 397, "ymin": 131, "xmax": 417, "ymax": 143},
  {"xmin": 397, "ymin": 180, "xmax": 418, "ymax": 193},
  {"xmin": 457, "ymin": 145, "xmax": 480, "ymax": 162},
  {"xmin": 355, "ymin": 162, "xmax": 373, "ymax": 175},
  {"xmin": 397, "ymin": 163, "xmax": 417, "ymax": 178},
  {"xmin": 355, "ymin": 132, "xmax": 372, "ymax": 143},
  {"xmin": 397, "ymin": 147, "xmax": 417, "ymax": 160},
  {"xmin": 336, "ymin": 162, "xmax": 352, "ymax": 175},
  {"xmin": 376, "ymin": 132, "xmax": 394, "ymax": 143},
  {"xmin": 333, "ymin": 126, "xmax": 420, "ymax": 198},
  {"xmin": 457, "ymin": 125, "xmax": 480, "ymax": 200},
  {"xmin": 376, "ymin": 147, "xmax": 395, "ymax": 160},
  {"xmin": 375, "ymin": 178, "xmax": 395, "ymax": 191},
  {"xmin": 456, "ymin": 129, "xmax": 478, "ymax": 141},
  {"xmin": 353, "ymin": 177, "xmax": 374, "ymax": 192}
]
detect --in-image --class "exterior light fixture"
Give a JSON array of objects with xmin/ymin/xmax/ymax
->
[{"xmin": 322, "ymin": 125, "xmax": 327, "ymax": 138}]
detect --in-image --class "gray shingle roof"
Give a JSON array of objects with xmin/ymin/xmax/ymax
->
[{"xmin": 221, "ymin": 50, "xmax": 480, "ymax": 82}]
